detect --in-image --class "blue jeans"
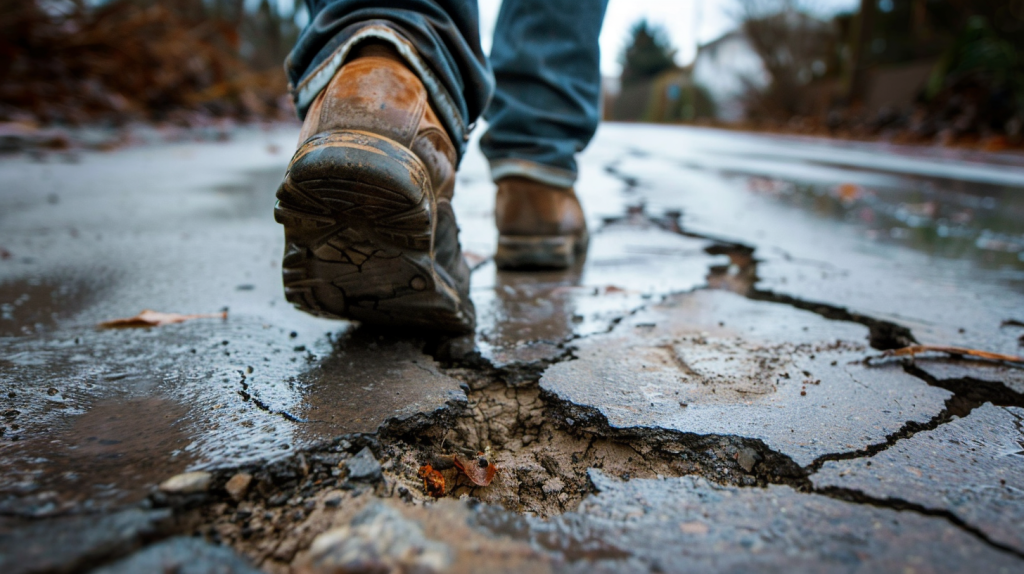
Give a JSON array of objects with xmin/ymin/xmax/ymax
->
[{"xmin": 288, "ymin": 0, "xmax": 608, "ymax": 187}]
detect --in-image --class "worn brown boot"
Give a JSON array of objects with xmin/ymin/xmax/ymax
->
[
  {"xmin": 494, "ymin": 177, "xmax": 588, "ymax": 269},
  {"xmin": 274, "ymin": 43, "xmax": 474, "ymax": 333}
]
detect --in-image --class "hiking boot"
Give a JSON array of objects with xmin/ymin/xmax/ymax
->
[
  {"xmin": 494, "ymin": 176, "xmax": 588, "ymax": 270},
  {"xmin": 274, "ymin": 43, "xmax": 474, "ymax": 333}
]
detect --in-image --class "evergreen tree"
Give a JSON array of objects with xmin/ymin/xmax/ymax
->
[{"xmin": 619, "ymin": 20, "xmax": 677, "ymax": 87}]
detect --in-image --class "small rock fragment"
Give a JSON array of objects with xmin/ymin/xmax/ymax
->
[
  {"xmin": 345, "ymin": 447, "xmax": 382, "ymax": 483},
  {"xmin": 736, "ymin": 448, "xmax": 759, "ymax": 473},
  {"xmin": 159, "ymin": 471, "xmax": 212, "ymax": 494},
  {"xmin": 225, "ymin": 473, "xmax": 253, "ymax": 501}
]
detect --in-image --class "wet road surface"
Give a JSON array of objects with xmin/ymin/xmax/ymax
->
[{"xmin": 1, "ymin": 124, "xmax": 1023, "ymax": 573}]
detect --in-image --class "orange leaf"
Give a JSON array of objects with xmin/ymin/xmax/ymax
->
[
  {"xmin": 453, "ymin": 452, "xmax": 497, "ymax": 487},
  {"xmin": 99, "ymin": 309, "xmax": 227, "ymax": 328},
  {"xmin": 837, "ymin": 183, "xmax": 861, "ymax": 203},
  {"xmin": 462, "ymin": 251, "xmax": 488, "ymax": 269},
  {"xmin": 417, "ymin": 465, "xmax": 446, "ymax": 498}
]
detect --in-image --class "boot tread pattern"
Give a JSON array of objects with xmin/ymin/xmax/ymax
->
[{"xmin": 274, "ymin": 130, "xmax": 474, "ymax": 333}]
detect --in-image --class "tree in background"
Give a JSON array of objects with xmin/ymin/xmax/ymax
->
[
  {"xmin": 611, "ymin": 18, "xmax": 716, "ymax": 123},
  {"xmin": 736, "ymin": 0, "xmax": 838, "ymax": 120},
  {"xmin": 923, "ymin": 2, "xmax": 1024, "ymax": 137},
  {"xmin": 619, "ymin": 20, "xmax": 677, "ymax": 88},
  {"xmin": 734, "ymin": 0, "xmax": 1022, "ymax": 140}
]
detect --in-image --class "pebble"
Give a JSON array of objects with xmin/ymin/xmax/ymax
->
[
  {"xmin": 225, "ymin": 473, "xmax": 253, "ymax": 501},
  {"xmin": 159, "ymin": 471, "xmax": 212, "ymax": 494},
  {"xmin": 736, "ymin": 448, "xmax": 759, "ymax": 473}
]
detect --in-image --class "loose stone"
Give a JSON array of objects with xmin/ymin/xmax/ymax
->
[
  {"xmin": 344, "ymin": 447, "xmax": 383, "ymax": 483},
  {"xmin": 225, "ymin": 473, "xmax": 253, "ymax": 502},
  {"xmin": 159, "ymin": 471, "xmax": 212, "ymax": 494}
]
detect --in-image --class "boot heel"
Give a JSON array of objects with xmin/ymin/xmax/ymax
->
[
  {"xmin": 495, "ymin": 234, "xmax": 584, "ymax": 270},
  {"xmin": 274, "ymin": 130, "xmax": 475, "ymax": 333}
]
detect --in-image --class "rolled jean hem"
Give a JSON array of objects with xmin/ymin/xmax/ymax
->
[
  {"xmin": 290, "ymin": 24, "xmax": 469, "ymax": 153},
  {"xmin": 489, "ymin": 159, "xmax": 577, "ymax": 188}
]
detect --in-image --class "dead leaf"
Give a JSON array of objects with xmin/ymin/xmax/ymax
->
[
  {"xmin": 99, "ymin": 309, "xmax": 227, "ymax": 328},
  {"xmin": 836, "ymin": 183, "xmax": 861, "ymax": 203},
  {"xmin": 462, "ymin": 251, "xmax": 488, "ymax": 270},
  {"xmin": 870, "ymin": 345, "xmax": 1024, "ymax": 365},
  {"xmin": 453, "ymin": 452, "xmax": 497, "ymax": 487},
  {"xmin": 417, "ymin": 465, "xmax": 446, "ymax": 498},
  {"xmin": 679, "ymin": 521, "xmax": 709, "ymax": 535}
]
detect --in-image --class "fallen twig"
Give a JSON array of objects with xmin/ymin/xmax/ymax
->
[{"xmin": 867, "ymin": 345, "xmax": 1024, "ymax": 365}]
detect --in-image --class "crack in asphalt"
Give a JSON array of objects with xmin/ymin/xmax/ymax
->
[
  {"xmin": 816, "ymin": 485, "xmax": 1024, "ymax": 560},
  {"xmin": 479, "ymin": 177, "xmax": 1022, "ymax": 555},
  {"xmin": 105, "ymin": 179, "xmax": 1024, "ymax": 567},
  {"xmin": 804, "ymin": 394, "xmax": 981, "ymax": 474},
  {"xmin": 236, "ymin": 372, "xmax": 309, "ymax": 424},
  {"xmin": 903, "ymin": 362, "xmax": 1024, "ymax": 408}
]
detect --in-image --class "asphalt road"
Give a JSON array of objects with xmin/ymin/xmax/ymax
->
[{"xmin": 1, "ymin": 124, "xmax": 1023, "ymax": 573}]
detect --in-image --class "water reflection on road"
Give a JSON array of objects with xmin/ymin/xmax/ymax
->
[{"xmin": 1, "ymin": 125, "xmax": 1022, "ymax": 517}]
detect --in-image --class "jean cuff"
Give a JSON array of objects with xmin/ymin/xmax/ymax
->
[
  {"xmin": 489, "ymin": 158, "xmax": 578, "ymax": 188},
  {"xmin": 290, "ymin": 23, "xmax": 469, "ymax": 155}
]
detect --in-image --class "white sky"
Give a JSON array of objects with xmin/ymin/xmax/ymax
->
[
  {"xmin": 478, "ymin": 0, "xmax": 861, "ymax": 76},
  {"xmin": 278, "ymin": 0, "xmax": 860, "ymax": 77}
]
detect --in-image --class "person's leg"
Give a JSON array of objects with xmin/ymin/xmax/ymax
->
[
  {"xmin": 287, "ymin": 0, "xmax": 493, "ymax": 160},
  {"xmin": 276, "ymin": 1, "xmax": 491, "ymax": 333},
  {"xmin": 482, "ymin": 0, "xmax": 608, "ymax": 270},
  {"xmin": 481, "ymin": 0, "xmax": 609, "ymax": 186}
]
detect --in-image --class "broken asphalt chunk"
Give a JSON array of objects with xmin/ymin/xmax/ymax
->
[
  {"xmin": 813, "ymin": 403, "xmax": 1024, "ymax": 555},
  {"xmin": 540, "ymin": 290, "xmax": 951, "ymax": 467},
  {"xmin": 300, "ymin": 503, "xmax": 452, "ymax": 574},
  {"xmin": 89, "ymin": 536, "xmax": 261, "ymax": 574}
]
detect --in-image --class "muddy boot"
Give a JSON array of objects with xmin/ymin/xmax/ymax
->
[
  {"xmin": 274, "ymin": 43, "xmax": 474, "ymax": 333},
  {"xmin": 494, "ymin": 177, "xmax": 588, "ymax": 270}
]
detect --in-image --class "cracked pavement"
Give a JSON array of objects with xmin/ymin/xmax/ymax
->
[{"xmin": 1, "ymin": 124, "xmax": 1024, "ymax": 573}]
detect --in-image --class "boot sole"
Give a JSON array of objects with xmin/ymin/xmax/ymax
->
[
  {"xmin": 494, "ymin": 231, "xmax": 589, "ymax": 270},
  {"xmin": 274, "ymin": 130, "xmax": 475, "ymax": 334}
]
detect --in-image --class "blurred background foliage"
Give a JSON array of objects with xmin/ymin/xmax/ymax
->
[{"xmin": 0, "ymin": 0, "xmax": 304, "ymax": 125}]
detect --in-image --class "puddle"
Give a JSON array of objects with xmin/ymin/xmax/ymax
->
[
  {"xmin": 0, "ymin": 396, "xmax": 192, "ymax": 516},
  {"xmin": 741, "ymin": 175, "xmax": 1024, "ymax": 276},
  {"xmin": 472, "ymin": 216, "xmax": 718, "ymax": 367},
  {"xmin": 0, "ymin": 274, "xmax": 107, "ymax": 337}
]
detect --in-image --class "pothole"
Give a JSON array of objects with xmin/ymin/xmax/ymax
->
[
  {"xmin": 385, "ymin": 378, "xmax": 746, "ymax": 516},
  {"xmin": 178, "ymin": 361, "xmax": 807, "ymax": 571}
]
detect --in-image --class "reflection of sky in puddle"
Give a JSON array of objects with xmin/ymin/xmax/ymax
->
[
  {"xmin": 472, "ymin": 222, "xmax": 718, "ymax": 366},
  {"xmin": 741, "ymin": 175, "xmax": 1024, "ymax": 273}
]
